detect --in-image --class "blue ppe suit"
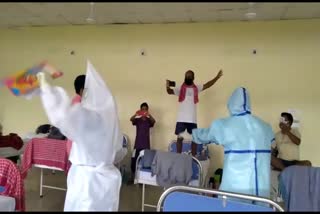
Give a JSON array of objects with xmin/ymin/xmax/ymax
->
[{"xmin": 192, "ymin": 87, "xmax": 275, "ymax": 198}]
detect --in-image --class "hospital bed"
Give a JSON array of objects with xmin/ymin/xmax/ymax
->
[
  {"xmin": 135, "ymin": 140, "xmax": 209, "ymax": 211},
  {"xmin": 20, "ymin": 138, "xmax": 69, "ymax": 198},
  {"xmin": 114, "ymin": 134, "xmax": 130, "ymax": 169},
  {"xmin": 0, "ymin": 138, "xmax": 29, "ymax": 164},
  {"xmin": 157, "ymin": 185, "xmax": 284, "ymax": 212},
  {"xmin": 22, "ymin": 134, "xmax": 130, "ymax": 198},
  {"xmin": 0, "ymin": 158, "xmax": 25, "ymax": 211},
  {"xmin": 135, "ymin": 150, "xmax": 203, "ymax": 211},
  {"xmin": 26, "ymin": 135, "xmax": 130, "ymax": 198},
  {"xmin": 0, "ymin": 131, "xmax": 49, "ymax": 164}
]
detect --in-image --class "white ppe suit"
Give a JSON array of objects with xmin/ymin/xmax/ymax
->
[{"xmin": 37, "ymin": 61, "xmax": 122, "ymax": 211}]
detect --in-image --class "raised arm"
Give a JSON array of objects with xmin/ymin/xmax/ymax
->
[
  {"xmin": 203, "ymin": 70, "xmax": 223, "ymax": 91},
  {"xmin": 37, "ymin": 72, "xmax": 82, "ymax": 140},
  {"xmin": 37, "ymin": 72, "xmax": 113, "ymax": 145}
]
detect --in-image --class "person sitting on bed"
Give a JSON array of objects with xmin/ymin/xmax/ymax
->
[
  {"xmin": 271, "ymin": 112, "xmax": 312, "ymax": 171},
  {"xmin": 129, "ymin": 102, "xmax": 156, "ymax": 182}
]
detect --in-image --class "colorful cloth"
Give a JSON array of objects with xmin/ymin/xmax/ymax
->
[
  {"xmin": 1, "ymin": 61, "xmax": 63, "ymax": 97},
  {"xmin": 178, "ymin": 83, "xmax": 199, "ymax": 104}
]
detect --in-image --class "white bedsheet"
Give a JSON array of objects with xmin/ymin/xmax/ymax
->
[{"xmin": 0, "ymin": 195, "xmax": 15, "ymax": 211}]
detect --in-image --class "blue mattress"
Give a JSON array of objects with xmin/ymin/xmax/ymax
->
[{"xmin": 163, "ymin": 192, "xmax": 274, "ymax": 212}]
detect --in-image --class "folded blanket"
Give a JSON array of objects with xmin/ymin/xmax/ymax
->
[{"xmin": 151, "ymin": 151, "xmax": 193, "ymax": 188}]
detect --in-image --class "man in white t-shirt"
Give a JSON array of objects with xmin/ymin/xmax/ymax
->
[
  {"xmin": 166, "ymin": 69, "xmax": 223, "ymax": 156},
  {"xmin": 271, "ymin": 112, "xmax": 312, "ymax": 171}
]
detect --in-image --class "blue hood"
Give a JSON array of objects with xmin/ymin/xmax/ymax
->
[{"xmin": 227, "ymin": 87, "xmax": 251, "ymax": 116}]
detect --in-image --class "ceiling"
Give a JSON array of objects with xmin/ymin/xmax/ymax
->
[{"xmin": 0, "ymin": 2, "xmax": 320, "ymax": 28}]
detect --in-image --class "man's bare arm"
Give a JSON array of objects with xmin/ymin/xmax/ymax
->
[
  {"xmin": 287, "ymin": 131, "xmax": 301, "ymax": 145},
  {"xmin": 203, "ymin": 70, "xmax": 223, "ymax": 91}
]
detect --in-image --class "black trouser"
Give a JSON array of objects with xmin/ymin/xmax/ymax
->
[{"xmin": 131, "ymin": 148, "xmax": 144, "ymax": 175}]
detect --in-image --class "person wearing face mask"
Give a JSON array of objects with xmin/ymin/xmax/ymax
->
[
  {"xmin": 271, "ymin": 112, "xmax": 312, "ymax": 171},
  {"xmin": 166, "ymin": 69, "xmax": 223, "ymax": 156},
  {"xmin": 129, "ymin": 102, "xmax": 156, "ymax": 181}
]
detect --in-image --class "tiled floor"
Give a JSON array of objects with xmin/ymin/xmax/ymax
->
[
  {"xmin": 24, "ymin": 167, "xmax": 285, "ymax": 211},
  {"xmin": 24, "ymin": 167, "xmax": 163, "ymax": 211}
]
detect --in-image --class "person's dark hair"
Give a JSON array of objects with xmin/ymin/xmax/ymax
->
[
  {"xmin": 186, "ymin": 70, "xmax": 194, "ymax": 75},
  {"xmin": 140, "ymin": 102, "xmax": 149, "ymax": 109},
  {"xmin": 48, "ymin": 126, "xmax": 66, "ymax": 140},
  {"xmin": 74, "ymin": 75, "xmax": 86, "ymax": 95},
  {"xmin": 281, "ymin": 112, "xmax": 294, "ymax": 124},
  {"xmin": 36, "ymin": 124, "xmax": 51, "ymax": 134}
]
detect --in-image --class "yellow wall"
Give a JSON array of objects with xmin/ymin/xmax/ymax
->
[{"xmin": 0, "ymin": 19, "xmax": 319, "ymax": 175}]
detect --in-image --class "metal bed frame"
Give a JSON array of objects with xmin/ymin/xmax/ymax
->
[
  {"xmin": 33, "ymin": 164, "xmax": 67, "ymax": 197},
  {"xmin": 34, "ymin": 134, "xmax": 130, "ymax": 198},
  {"xmin": 135, "ymin": 150, "xmax": 203, "ymax": 211}
]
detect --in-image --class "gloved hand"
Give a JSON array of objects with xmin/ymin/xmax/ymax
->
[{"xmin": 36, "ymin": 72, "xmax": 49, "ymax": 90}]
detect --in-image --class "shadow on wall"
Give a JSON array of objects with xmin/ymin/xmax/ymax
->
[{"xmin": 149, "ymin": 105, "xmax": 165, "ymax": 150}]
